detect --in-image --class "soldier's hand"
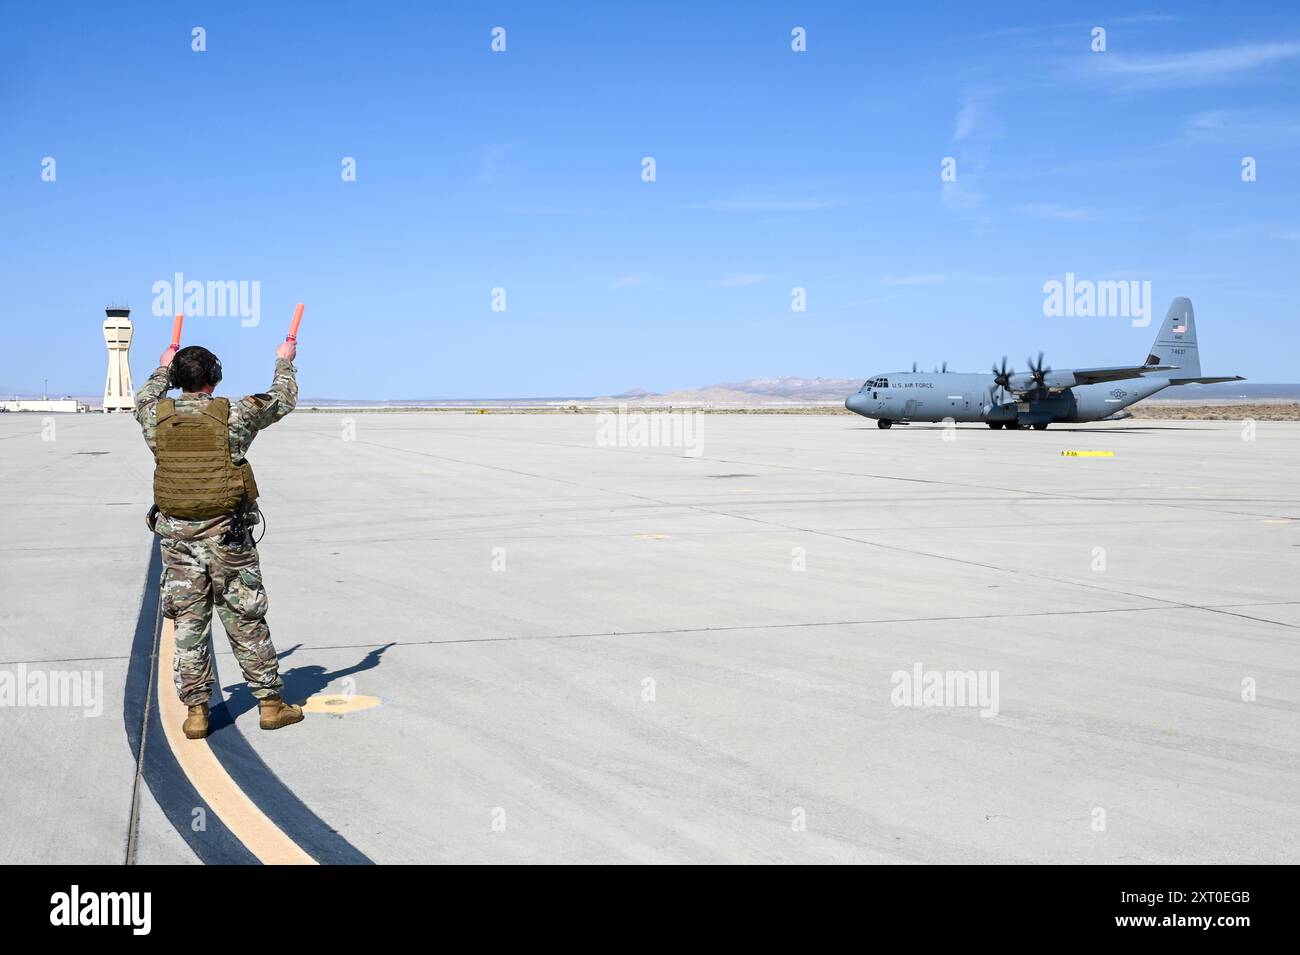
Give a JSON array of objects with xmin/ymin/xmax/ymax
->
[
  {"xmin": 160, "ymin": 346, "xmax": 178, "ymax": 367},
  {"xmin": 276, "ymin": 341, "xmax": 297, "ymax": 362}
]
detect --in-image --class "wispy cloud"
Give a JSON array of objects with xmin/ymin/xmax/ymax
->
[
  {"xmin": 713, "ymin": 273, "xmax": 769, "ymax": 287},
  {"xmin": 691, "ymin": 196, "xmax": 838, "ymax": 213},
  {"xmin": 1193, "ymin": 222, "xmax": 1300, "ymax": 242},
  {"xmin": 476, "ymin": 142, "xmax": 523, "ymax": 183},
  {"xmin": 952, "ymin": 87, "xmax": 1002, "ymax": 143},
  {"xmin": 974, "ymin": 14, "xmax": 1176, "ymax": 41},
  {"xmin": 953, "ymin": 101, "xmax": 980, "ymax": 142},
  {"xmin": 943, "ymin": 88, "xmax": 1001, "ymax": 215},
  {"xmin": 1082, "ymin": 41, "xmax": 1300, "ymax": 90},
  {"xmin": 505, "ymin": 204, "xmax": 606, "ymax": 216},
  {"xmin": 609, "ymin": 274, "xmax": 650, "ymax": 289},
  {"xmin": 940, "ymin": 179, "xmax": 986, "ymax": 211},
  {"xmin": 1016, "ymin": 202, "xmax": 1099, "ymax": 221},
  {"xmin": 1184, "ymin": 108, "xmax": 1300, "ymax": 143},
  {"xmin": 879, "ymin": 273, "xmax": 949, "ymax": 286}
]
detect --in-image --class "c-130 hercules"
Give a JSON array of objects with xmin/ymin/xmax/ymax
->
[{"xmin": 845, "ymin": 297, "xmax": 1243, "ymax": 430}]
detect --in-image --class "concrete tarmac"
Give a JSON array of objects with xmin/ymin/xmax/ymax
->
[{"xmin": 1, "ymin": 411, "xmax": 1296, "ymax": 863}]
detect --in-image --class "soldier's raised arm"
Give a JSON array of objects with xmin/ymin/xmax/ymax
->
[
  {"xmin": 133, "ymin": 345, "xmax": 177, "ymax": 453},
  {"xmin": 232, "ymin": 341, "xmax": 298, "ymax": 436}
]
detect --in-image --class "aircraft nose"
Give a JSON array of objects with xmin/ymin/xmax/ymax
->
[{"xmin": 845, "ymin": 393, "xmax": 865, "ymax": 415}]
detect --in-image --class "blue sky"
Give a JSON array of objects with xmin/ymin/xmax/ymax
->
[{"xmin": 3, "ymin": 1, "xmax": 1299, "ymax": 398}]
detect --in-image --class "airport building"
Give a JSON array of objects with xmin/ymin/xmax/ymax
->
[{"xmin": 0, "ymin": 398, "xmax": 86, "ymax": 413}]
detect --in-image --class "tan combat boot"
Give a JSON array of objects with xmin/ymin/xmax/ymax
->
[
  {"xmin": 183, "ymin": 703, "xmax": 209, "ymax": 740},
  {"xmin": 258, "ymin": 696, "xmax": 304, "ymax": 731}
]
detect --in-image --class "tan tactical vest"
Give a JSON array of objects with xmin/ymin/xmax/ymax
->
[{"xmin": 153, "ymin": 397, "xmax": 259, "ymax": 519}]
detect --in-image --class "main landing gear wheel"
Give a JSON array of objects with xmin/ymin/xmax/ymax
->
[
  {"xmin": 1005, "ymin": 421, "xmax": 1022, "ymax": 430},
  {"xmin": 987, "ymin": 422, "xmax": 1003, "ymax": 429},
  {"xmin": 1033, "ymin": 422, "xmax": 1049, "ymax": 430},
  {"xmin": 877, "ymin": 419, "xmax": 893, "ymax": 429}
]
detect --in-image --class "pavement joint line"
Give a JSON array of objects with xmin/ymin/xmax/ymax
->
[
  {"xmin": 318, "ymin": 426, "xmax": 1300, "ymax": 521},
  {"xmin": 320, "ymin": 432, "xmax": 1295, "ymax": 614},
  {"xmin": 257, "ymin": 513, "xmax": 1255, "ymax": 547},
  {"xmin": 6, "ymin": 599, "xmax": 1299, "ymax": 670},
  {"xmin": 242, "ymin": 599, "xmax": 1300, "ymax": 654},
  {"xmin": 124, "ymin": 549, "xmax": 162, "ymax": 866}
]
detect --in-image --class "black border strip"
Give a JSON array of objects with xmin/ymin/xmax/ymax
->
[
  {"xmin": 125, "ymin": 538, "xmax": 372, "ymax": 865},
  {"xmin": 124, "ymin": 540, "xmax": 257, "ymax": 864},
  {"xmin": 204, "ymin": 661, "xmax": 373, "ymax": 864}
]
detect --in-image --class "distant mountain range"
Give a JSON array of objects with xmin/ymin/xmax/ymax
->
[
  {"xmin": 607, "ymin": 378, "xmax": 1300, "ymax": 406},
  {"xmin": 292, "ymin": 378, "xmax": 1300, "ymax": 407},
  {"xmin": 631, "ymin": 377, "xmax": 865, "ymax": 405}
]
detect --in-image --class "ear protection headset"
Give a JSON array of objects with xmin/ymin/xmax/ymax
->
[{"xmin": 169, "ymin": 347, "xmax": 223, "ymax": 392}]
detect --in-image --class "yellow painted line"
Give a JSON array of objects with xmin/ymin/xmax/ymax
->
[
  {"xmin": 1061, "ymin": 450, "xmax": 1114, "ymax": 457},
  {"xmin": 156, "ymin": 618, "xmax": 317, "ymax": 866},
  {"xmin": 1261, "ymin": 519, "xmax": 1296, "ymax": 525},
  {"xmin": 636, "ymin": 533, "xmax": 671, "ymax": 540}
]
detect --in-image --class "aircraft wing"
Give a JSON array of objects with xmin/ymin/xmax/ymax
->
[
  {"xmin": 1060, "ymin": 364, "xmax": 1179, "ymax": 387},
  {"xmin": 1167, "ymin": 375, "xmax": 1246, "ymax": 385}
]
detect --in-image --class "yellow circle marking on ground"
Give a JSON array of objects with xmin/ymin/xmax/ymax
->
[
  {"xmin": 303, "ymin": 694, "xmax": 381, "ymax": 715},
  {"xmin": 1061, "ymin": 450, "xmax": 1115, "ymax": 457},
  {"xmin": 636, "ymin": 533, "xmax": 672, "ymax": 540}
]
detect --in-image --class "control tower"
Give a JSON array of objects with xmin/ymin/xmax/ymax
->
[{"xmin": 102, "ymin": 306, "xmax": 135, "ymax": 412}]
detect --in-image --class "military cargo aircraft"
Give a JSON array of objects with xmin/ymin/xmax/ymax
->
[{"xmin": 844, "ymin": 297, "xmax": 1243, "ymax": 429}]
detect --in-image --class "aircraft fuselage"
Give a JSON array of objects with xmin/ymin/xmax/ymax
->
[{"xmin": 844, "ymin": 372, "xmax": 1172, "ymax": 426}]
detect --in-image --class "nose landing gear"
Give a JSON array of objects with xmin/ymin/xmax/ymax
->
[{"xmin": 877, "ymin": 419, "xmax": 893, "ymax": 429}]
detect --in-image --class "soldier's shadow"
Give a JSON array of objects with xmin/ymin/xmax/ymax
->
[{"xmin": 213, "ymin": 641, "xmax": 396, "ymax": 727}]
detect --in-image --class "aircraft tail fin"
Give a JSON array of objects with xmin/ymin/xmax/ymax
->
[{"xmin": 1144, "ymin": 297, "xmax": 1200, "ymax": 377}]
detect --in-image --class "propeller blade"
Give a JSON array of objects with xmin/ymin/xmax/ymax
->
[
  {"xmin": 1026, "ymin": 351, "xmax": 1051, "ymax": 388},
  {"xmin": 992, "ymin": 356, "xmax": 1014, "ymax": 391}
]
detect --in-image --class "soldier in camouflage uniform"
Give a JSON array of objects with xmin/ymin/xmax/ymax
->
[{"xmin": 135, "ymin": 341, "xmax": 304, "ymax": 738}]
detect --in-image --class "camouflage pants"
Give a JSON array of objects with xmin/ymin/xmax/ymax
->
[{"xmin": 159, "ymin": 534, "xmax": 284, "ymax": 706}]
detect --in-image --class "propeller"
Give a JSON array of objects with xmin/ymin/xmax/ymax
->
[
  {"xmin": 912, "ymin": 361, "xmax": 918, "ymax": 372},
  {"xmin": 991, "ymin": 356, "xmax": 1014, "ymax": 393},
  {"xmin": 1027, "ymin": 351, "xmax": 1051, "ymax": 388},
  {"xmin": 932, "ymin": 361, "xmax": 949, "ymax": 373}
]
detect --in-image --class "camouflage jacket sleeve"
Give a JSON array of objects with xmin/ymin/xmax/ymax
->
[
  {"xmin": 133, "ymin": 366, "xmax": 173, "ymax": 454},
  {"xmin": 229, "ymin": 358, "xmax": 297, "ymax": 460}
]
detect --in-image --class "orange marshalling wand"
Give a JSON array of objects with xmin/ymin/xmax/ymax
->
[
  {"xmin": 287, "ymin": 303, "xmax": 305, "ymax": 342},
  {"xmin": 170, "ymin": 314, "xmax": 184, "ymax": 348}
]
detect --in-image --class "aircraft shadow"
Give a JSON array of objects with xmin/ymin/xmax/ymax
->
[
  {"xmin": 214, "ymin": 641, "xmax": 396, "ymax": 726},
  {"xmin": 849, "ymin": 425, "xmax": 1215, "ymax": 433}
]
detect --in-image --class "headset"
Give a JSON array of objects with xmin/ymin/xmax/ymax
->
[{"xmin": 168, "ymin": 346, "xmax": 223, "ymax": 392}]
